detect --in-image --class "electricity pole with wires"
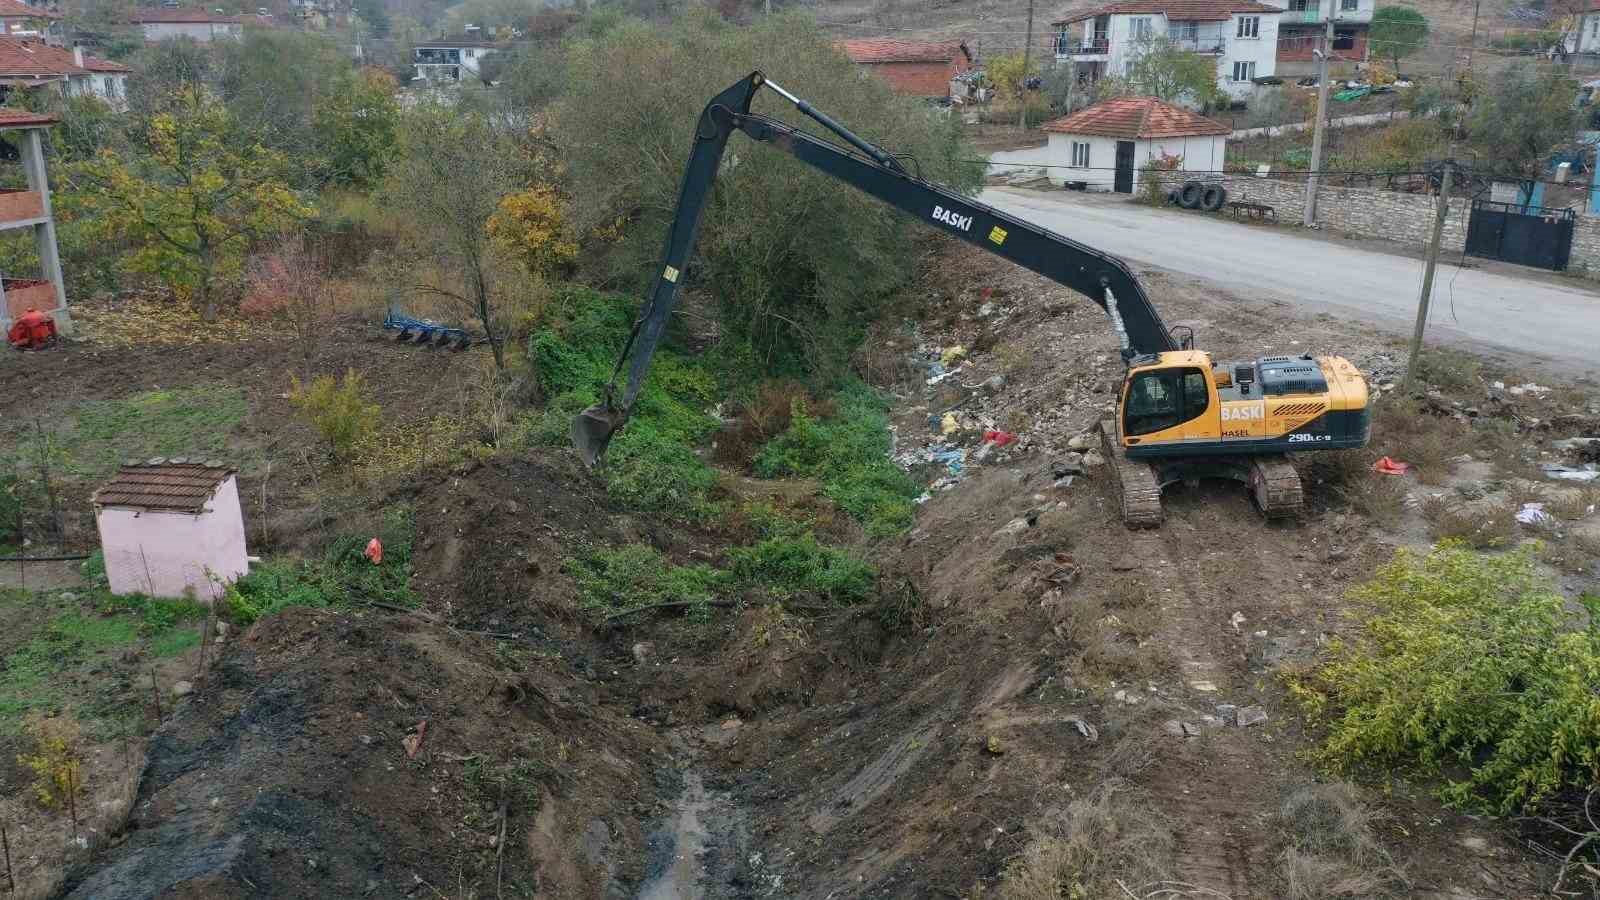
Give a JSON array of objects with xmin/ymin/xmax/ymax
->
[
  {"xmin": 1303, "ymin": 12, "xmax": 1336, "ymax": 226},
  {"xmin": 1403, "ymin": 159, "xmax": 1456, "ymax": 392},
  {"xmin": 1019, "ymin": 0, "xmax": 1036, "ymax": 130}
]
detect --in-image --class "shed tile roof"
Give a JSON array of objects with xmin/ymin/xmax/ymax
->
[
  {"xmin": 129, "ymin": 7, "xmax": 241, "ymax": 23},
  {"xmin": 1040, "ymin": 96, "xmax": 1231, "ymax": 138},
  {"xmin": 1054, "ymin": 0, "xmax": 1281, "ymax": 23},
  {"xmin": 0, "ymin": 0, "xmax": 60, "ymax": 20},
  {"xmin": 94, "ymin": 459, "xmax": 234, "ymax": 513},
  {"xmin": 0, "ymin": 106, "xmax": 55, "ymax": 125},
  {"xmin": 0, "ymin": 37, "xmax": 129, "ymax": 75},
  {"xmin": 838, "ymin": 38, "xmax": 972, "ymax": 64}
]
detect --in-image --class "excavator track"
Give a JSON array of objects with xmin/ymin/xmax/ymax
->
[
  {"xmin": 1247, "ymin": 454, "xmax": 1304, "ymax": 519},
  {"xmin": 1099, "ymin": 419, "xmax": 1164, "ymax": 528}
]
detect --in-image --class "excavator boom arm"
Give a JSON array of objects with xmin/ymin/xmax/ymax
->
[{"xmin": 572, "ymin": 71, "xmax": 1176, "ymax": 465}]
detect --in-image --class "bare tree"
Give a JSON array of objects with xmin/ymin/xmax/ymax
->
[
  {"xmin": 243, "ymin": 236, "xmax": 336, "ymax": 382},
  {"xmin": 378, "ymin": 103, "xmax": 522, "ymax": 370}
]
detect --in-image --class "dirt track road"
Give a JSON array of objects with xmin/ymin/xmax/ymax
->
[{"xmin": 980, "ymin": 187, "xmax": 1600, "ymax": 378}]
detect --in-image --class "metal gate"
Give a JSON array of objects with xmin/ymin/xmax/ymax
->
[{"xmin": 1464, "ymin": 199, "xmax": 1576, "ymax": 271}]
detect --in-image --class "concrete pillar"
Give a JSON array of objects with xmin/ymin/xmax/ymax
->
[{"xmin": 20, "ymin": 127, "xmax": 70, "ymax": 334}]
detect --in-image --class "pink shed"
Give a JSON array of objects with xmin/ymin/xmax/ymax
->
[{"xmin": 92, "ymin": 459, "xmax": 249, "ymax": 602}]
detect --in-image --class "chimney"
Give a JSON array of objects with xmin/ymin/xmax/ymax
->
[{"xmin": 72, "ymin": 45, "xmax": 83, "ymax": 67}]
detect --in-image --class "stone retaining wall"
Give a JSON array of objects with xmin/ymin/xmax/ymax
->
[{"xmin": 1150, "ymin": 171, "xmax": 1600, "ymax": 276}]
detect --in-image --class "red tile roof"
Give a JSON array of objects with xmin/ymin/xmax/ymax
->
[
  {"xmin": 95, "ymin": 459, "xmax": 235, "ymax": 514},
  {"xmin": 1040, "ymin": 96, "xmax": 1231, "ymax": 138},
  {"xmin": 0, "ymin": 107, "xmax": 55, "ymax": 126},
  {"xmin": 0, "ymin": 37, "xmax": 128, "ymax": 76},
  {"xmin": 0, "ymin": 0, "xmax": 60, "ymax": 20},
  {"xmin": 838, "ymin": 38, "xmax": 972, "ymax": 65},
  {"xmin": 1054, "ymin": 0, "xmax": 1281, "ymax": 23},
  {"xmin": 130, "ymin": 7, "xmax": 241, "ymax": 23}
]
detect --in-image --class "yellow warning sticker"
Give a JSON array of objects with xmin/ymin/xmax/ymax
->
[
  {"xmin": 988, "ymin": 226, "xmax": 1008, "ymax": 245},
  {"xmin": 663, "ymin": 265, "xmax": 680, "ymax": 283}
]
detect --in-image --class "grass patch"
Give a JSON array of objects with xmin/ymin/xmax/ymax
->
[
  {"xmin": 1276, "ymin": 783, "xmax": 1407, "ymax": 899},
  {"xmin": 754, "ymin": 381, "xmax": 919, "ymax": 537},
  {"xmin": 225, "ymin": 505, "xmax": 416, "ymax": 624},
  {"xmin": 728, "ymin": 530, "xmax": 876, "ymax": 606},
  {"xmin": 528, "ymin": 286, "xmax": 719, "ymax": 519},
  {"xmin": 1371, "ymin": 398, "xmax": 1465, "ymax": 486},
  {"xmin": 62, "ymin": 385, "xmax": 247, "ymax": 477},
  {"xmin": 997, "ymin": 780, "xmax": 1173, "ymax": 899},
  {"xmin": 1413, "ymin": 347, "xmax": 1482, "ymax": 394},
  {"xmin": 566, "ymin": 544, "xmax": 730, "ymax": 622},
  {"xmin": 1289, "ymin": 542, "xmax": 1600, "ymax": 814},
  {"xmin": 148, "ymin": 628, "xmax": 202, "ymax": 658},
  {"xmin": 1419, "ymin": 496, "xmax": 1517, "ymax": 549}
]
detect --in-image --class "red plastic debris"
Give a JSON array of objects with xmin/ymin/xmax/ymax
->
[
  {"xmin": 983, "ymin": 430, "xmax": 1018, "ymax": 447},
  {"xmin": 7, "ymin": 307, "xmax": 55, "ymax": 350},
  {"xmin": 364, "ymin": 537, "xmax": 383, "ymax": 565},
  {"xmin": 1373, "ymin": 456, "xmax": 1412, "ymax": 475}
]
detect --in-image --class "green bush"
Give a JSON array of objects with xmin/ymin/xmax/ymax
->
[
  {"xmin": 755, "ymin": 383, "xmax": 919, "ymax": 536},
  {"xmin": 225, "ymin": 506, "xmax": 415, "ymax": 624},
  {"xmin": 290, "ymin": 368, "xmax": 380, "ymax": 460},
  {"xmin": 1291, "ymin": 542, "xmax": 1600, "ymax": 814},
  {"xmin": 0, "ymin": 470, "xmax": 20, "ymax": 547},
  {"xmin": 566, "ymin": 544, "xmax": 731, "ymax": 622},
  {"xmin": 729, "ymin": 532, "xmax": 875, "ymax": 605},
  {"xmin": 529, "ymin": 286, "xmax": 719, "ymax": 518}
]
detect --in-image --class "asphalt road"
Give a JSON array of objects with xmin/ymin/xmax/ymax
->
[{"xmin": 980, "ymin": 187, "xmax": 1600, "ymax": 377}]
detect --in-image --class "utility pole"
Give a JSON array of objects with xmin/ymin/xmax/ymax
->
[
  {"xmin": 1403, "ymin": 161, "xmax": 1454, "ymax": 392},
  {"xmin": 1019, "ymin": 0, "xmax": 1035, "ymax": 130},
  {"xmin": 1302, "ymin": 11, "xmax": 1335, "ymax": 226},
  {"xmin": 1465, "ymin": 0, "xmax": 1481, "ymax": 72}
]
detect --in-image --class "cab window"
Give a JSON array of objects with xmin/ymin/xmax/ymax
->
[{"xmin": 1125, "ymin": 367, "xmax": 1208, "ymax": 436}]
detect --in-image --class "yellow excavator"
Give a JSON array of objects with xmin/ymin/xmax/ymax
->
[{"xmin": 571, "ymin": 72, "xmax": 1371, "ymax": 526}]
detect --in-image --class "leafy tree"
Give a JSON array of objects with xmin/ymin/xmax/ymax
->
[
  {"xmin": 1468, "ymin": 62, "xmax": 1579, "ymax": 199},
  {"xmin": 1369, "ymin": 7, "xmax": 1428, "ymax": 74},
  {"xmin": 124, "ymin": 38, "xmax": 212, "ymax": 122},
  {"xmin": 1124, "ymin": 34, "xmax": 1225, "ymax": 107},
  {"xmin": 986, "ymin": 50, "xmax": 1040, "ymax": 108},
  {"xmin": 379, "ymin": 103, "xmax": 523, "ymax": 369},
  {"xmin": 215, "ymin": 30, "xmax": 350, "ymax": 177},
  {"xmin": 487, "ymin": 185, "xmax": 578, "ymax": 277},
  {"xmin": 352, "ymin": 0, "xmax": 391, "ymax": 36},
  {"xmin": 68, "ymin": 88, "xmax": 314, "ymax": 319},
  {"xmin": 552, "ymin": 9, "xmax": 983, "ymax": 377},
  {"xmin": 312, "ymin": 67, "xmax": 402, "ymax": 187}
]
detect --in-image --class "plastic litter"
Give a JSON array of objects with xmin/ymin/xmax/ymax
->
[
  {"xmin": 932, "ymin": 449, "xmax": 966, "ymax": 474},
  {"xmin": 940, "ymin": 345, "xmax": 968, "ymax": 366},
  {"xmin": 1542, "ymin": 463, "xmax": 1600, "ymax": 482},
  {"xmin": 1373, "ymin": 456, "xmax": 1412, "ymax": 475},
  {"xmin": 983, "ymin": 429, "xmax": 1018, "ymax": 447},
  {"xmin": 940, "ymin": 412, "xmax": 960, "ymax": 435},
  {"xmin": 927, "ymin": 367, "xmax": 961, "ymax": 386},
  {"xmin": 1516, "ymin": 502, "xmax": 1551, "ymax": 525},
  {"xmin": 364, "ymin": 537, "xmax": 383, "ymax": 565}
]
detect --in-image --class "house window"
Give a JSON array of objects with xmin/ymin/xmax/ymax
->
[
  {"xmin": 1288, "ymin": 0, "xmax": 1316, "ymax": 10},
  {"xmin": 1236, "ymin": 15, "xmax": 1259, "ymax": 38},
  {"xmin": 1231, "ymin": 60, "xmax": 1256, "ymax": 81},
  {"xmin": 1332, "ymin": 27, "xmax": 1355, "ymax": 49},
  {"xmin": 1340, "ymin": 0, "xmax": 1357, "ymax": 9},
  {"xmin": 1071, "ymin": 141, "xmax": 1091, "ymax": 167},
  {"xmin": 1173, "ymin": 20, "xmax": 1198, "ymax": 41},
  {"xmin": 1129, "ymin": 17, "xmax": 1152, "ymax": 39},
  {"xmin": 1591, "ymin": 16, "xmax": 1598, "ymax": 38}
]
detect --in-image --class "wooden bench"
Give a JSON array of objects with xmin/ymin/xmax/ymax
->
[{"xmin": 1225, "ymin": 201, "xmax": 1276, "ymax": 221}]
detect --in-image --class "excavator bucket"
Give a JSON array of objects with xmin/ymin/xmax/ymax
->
[{"xmin": 571, "ymin": 403, "xmax": 625, "ymax": 468}]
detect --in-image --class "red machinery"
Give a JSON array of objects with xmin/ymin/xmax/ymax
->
[{"xmin": 7, "ymin": 307, "xmax": 56, "ymax": 350}]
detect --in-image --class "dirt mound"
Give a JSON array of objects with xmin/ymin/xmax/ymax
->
[{"xmin": 60, "ymin": 607, "xmax": 666, "ymax": 899}]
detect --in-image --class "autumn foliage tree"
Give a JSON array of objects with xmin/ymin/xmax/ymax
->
[
  {"xmin": 486, "ymin": 185, "xmax": 578, "ymax": 278},
  {"xmin": 70, "ymin": 87, "xmax": 313, "ymax": 320}
]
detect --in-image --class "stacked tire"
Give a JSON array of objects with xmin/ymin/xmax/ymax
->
[{"xmin": 1177, "ymin": 180, "xmax": 1228, "ymax": 212}]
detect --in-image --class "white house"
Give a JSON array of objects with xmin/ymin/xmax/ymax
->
[
  {"xmin": 1040, "ymin": 95, "xmax": 1229, "ymax": 193},
  {"xmin": 1052, "ymin": 0, "xmax": 1282, "ymax": 101},
  {"xmin": 93, "ymin": 459, "xmax": 249, "ymax": 602},
  {"xmin": 0, "ymin": 38, "xmax": 130, "ymax": 110},
  {"xmin": 129, "ymin": 7, "xmax": 244, "ymax": 42},
  {"xmin": 0, "ymin": 0, "xmax": 62, "ymax": 45},
  {"xmin": 412, "ymin": 39, "xmax": 501, "ymax": 83}
]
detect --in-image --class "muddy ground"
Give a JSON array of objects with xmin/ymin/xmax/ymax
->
[{"xmin": 4, "ymin": 241, "xmax": 1598, "ymax": 898}]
